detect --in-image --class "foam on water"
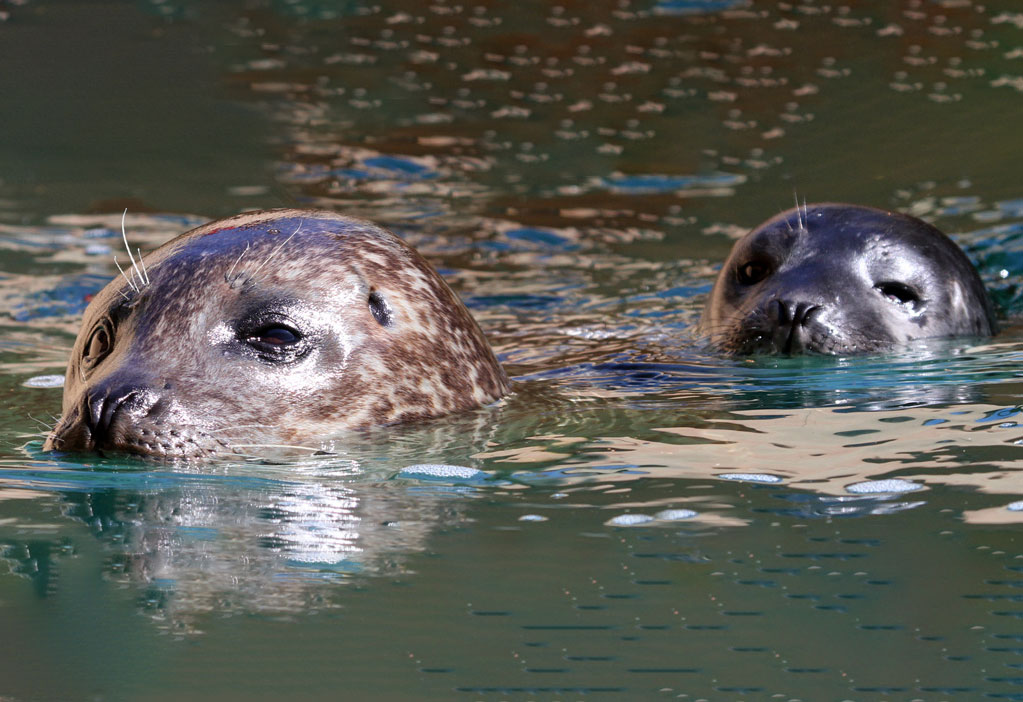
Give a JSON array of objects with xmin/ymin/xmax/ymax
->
[
  {"xmin": 654, "ymin": 509, "xmax": 698, "ymax": 521},
  {"xmin": 606, "ymin": 509, "xmax": 699, "ymax": 526},
  {"xmin": 396, "ymin": 464, "xmax": 488, "ymax": 482},
  {"xmin": 23, "ymin": 375, "xmax": 64, "ymax": 389},
  {"xmin": 846, "ymin": 479, "xmax": 924, "ymax": 494},
  {"xmin": 719, "ymin": 473, "xmax": 784, "ymax": 484},
  {"xmin": 605, "ymin": 513, "xmax": 656, "ymax": 527}
]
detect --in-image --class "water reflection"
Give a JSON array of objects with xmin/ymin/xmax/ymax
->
[
  {"xmin": 2, "ymin": 392, "xmax": 1021, "ymax": 634},
  {"xmin": 0, "ymin": 408, "xmax": 506, "ymax": 629},
  {"xmin": 50, "ymin": 469, "xmax": 452, "ymax": 625}
]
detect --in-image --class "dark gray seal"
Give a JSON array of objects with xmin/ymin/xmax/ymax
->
[
  {"xmin": 700, "ymin": 202, "xmax": 996, "ymax": 355},
  {"xmin": 44, "ymin": 209, "xmax": 509, "ymax": 459}
]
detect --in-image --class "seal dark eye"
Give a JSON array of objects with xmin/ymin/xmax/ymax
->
[
  {"xmin": 368, "ymin": 290, "xmax": 393, "ymax": 327},
  {"xmin": 876, "ymin": 281, "xmax": 922, "ymax": 310},
  {"xmin": 82, "ymin": 319, "xmax": 115, "ymax": 370},
  {"xmin": 243, "ymin": 322, "xmax": 308, "ymax": 363},
  {"xmin": 736, "ymin": 260, "xmax": 771, "ymax": 286},
  {"xmin": 252, "ymin": 326, "xmax": 299, "ymax": 346},
  {"xmin": 247, "ymin": 324, "xmax": 302, "ymax": 349}
]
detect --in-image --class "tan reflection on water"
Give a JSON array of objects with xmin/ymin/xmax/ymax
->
[{"xmin": 488, "ymin": 403, "xmax": 1023, "ymax": 519}]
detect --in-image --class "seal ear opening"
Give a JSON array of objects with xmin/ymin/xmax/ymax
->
[{"xmin": 368, "ymin": 290, "xmax": 394, "ymax": 327}]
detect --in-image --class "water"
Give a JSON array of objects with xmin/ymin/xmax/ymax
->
[{"xmin": 2, "ymin": 0, "xmax": 1023, "ymax": 699}]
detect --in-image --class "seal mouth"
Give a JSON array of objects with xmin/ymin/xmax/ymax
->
[{"xmin": 716, "ymin": 300, "xmax": 893, "ymax": 356}]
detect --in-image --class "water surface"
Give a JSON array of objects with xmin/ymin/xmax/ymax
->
[{"xmin": 2, "ymin": 1, "xmax": 1023, "ymax": 699}]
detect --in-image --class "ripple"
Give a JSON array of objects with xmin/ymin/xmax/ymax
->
[
  {"xmin": 599, "ymin": 172, "xmax": 745, "ymax": 195},
  {"xmin": 653, "ymin": 0, "xmax": 748, "ymax": 15}
]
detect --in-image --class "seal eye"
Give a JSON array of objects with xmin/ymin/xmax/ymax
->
[
  {"xmin": 82, "ymin": 319, "xmax": 115, "ymax": 370},
  {"xmin": 368, "ymin": 291, "xmax": 393, "ymax": 327},
  {"xmin": 876, "ymin": 281, "xmax": 922, "ymax": 310},
  {"xmin": 737, "ymin": 260, "xmax": 771, "ymax": 286},
  {"xmin": 243, "ymin": 323, "xmax": 309, "ymax": 363},
  {"xmin": 252, "ymin": 326, "xmax": 300, "ymax": 346}
]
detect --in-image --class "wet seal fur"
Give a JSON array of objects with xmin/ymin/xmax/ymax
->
[
  {"xmin": 700, "ymin": 202, "xmax": 996, "ymax": 355},
  {"xmin": 44, "ymin": 209, "xmax": 509, "ymax": 459}
]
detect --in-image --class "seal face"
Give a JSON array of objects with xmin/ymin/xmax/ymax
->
[
  {"xmin": 700, "ymin": 203, "xmax": 996, "ymax": 355},
  {"xmin": 44, "ymin": 209, "xmax": 509, "ymax": 459}
]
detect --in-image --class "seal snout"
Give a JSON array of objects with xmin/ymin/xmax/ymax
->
[
  {"xmin": 766, "ymin": 299, "xmax": 823, "ymax": 354},
  {"xmin": 84, "ymin": 382, "xmax": 160, "ymax": 451}
]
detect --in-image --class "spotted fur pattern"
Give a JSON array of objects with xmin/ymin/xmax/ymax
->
[{"xmin": 45, "ymin": 209, "xmax": 509, "ymax": 459}]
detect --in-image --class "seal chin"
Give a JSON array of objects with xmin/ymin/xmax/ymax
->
[
  {"xmin": 43, "ymin": 407, "xmax": 94, "ymax": 453},
  {"xmin": 722, "ymin": 325, "xmax": 890, "ymax": 356}
]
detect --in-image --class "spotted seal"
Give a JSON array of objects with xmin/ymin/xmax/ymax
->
[
  {"xmin": 44, "ymin": 209, "xmax": 509, "ymax": 458},
  {"xmin": 700, "ymin": 202, "xmax": 996, "ymax": 355}
]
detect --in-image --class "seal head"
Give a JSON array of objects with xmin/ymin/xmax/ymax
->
[
  {"xmin": 700, "ymin": 203, "xmax": 996, "ymax": 355},
  {"xmin": 45, "ymin": 209, "xmax": 509, "ymax": 459}
]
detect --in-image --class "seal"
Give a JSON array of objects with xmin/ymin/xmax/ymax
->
[
  {"xmin": 44, "ymin": 209, "xmax": 510, "ymax": 459},
  {"xmin": 700, "ymin": 202, "xmax": 996, "ymax": 355}
]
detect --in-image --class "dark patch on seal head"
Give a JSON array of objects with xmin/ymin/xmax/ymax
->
[
  {"xmin": 44, "ymin": 208, "xmax": 510, "ymax": 459},
  {"xmin": 700, "ymin": 202, "xmax": 996, "ymax": 355}
]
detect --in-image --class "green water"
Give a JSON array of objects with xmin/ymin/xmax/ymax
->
[{"xmin": 2, "ymin": 0, "xmax": 1023, "ymax": 699}]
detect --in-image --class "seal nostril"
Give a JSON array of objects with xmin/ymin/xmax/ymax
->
[
  {"xmin": 794, "ymin": 303, "xmax": 822, "ymax": 326},
  {"xmin": 767, "ymin": 301, "xmax": 823, "ymax": 355},
  {"xmin": 368, "ymin": 290, "xmax": 393, "ymax": 327},
  {"xmin": 86, "ymin": 384, "xmax": 158, "ymax": 447}
]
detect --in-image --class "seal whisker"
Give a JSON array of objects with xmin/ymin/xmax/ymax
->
[
  {"xmin": 791, "ymin": 192, "xmax": 806, "ymax": 231},
  {"xmin": 207, "ymin": 426, "xmax": 277, "ymax": 441},
  {"xmin": 225, "ymin": 243, "xmax": 252, "ymax": 287},
  {"xmin": 782, "ymin": 194, "xmax": 797, "ymax": 233},
  {"xmin": 26, "ymin": 413, "xmax": 54, "ymax": 431},
  {"xmin": 228, "ymin": 443, "xmax": 324, "ymax": 452},
  {"xmin": 137, "ymin": 248, "xmax": 150, "ymax": 286},
  {"xmin": 119, "ymin": 209, "xmax": 148, "ymax": 291},
  {"xmin": 113, "ymin": 255, "xmax": 140, "ymax": 296},
  {"xmin": 247, "ymin": 220, "xmax": 304, "ymax": 280}
]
